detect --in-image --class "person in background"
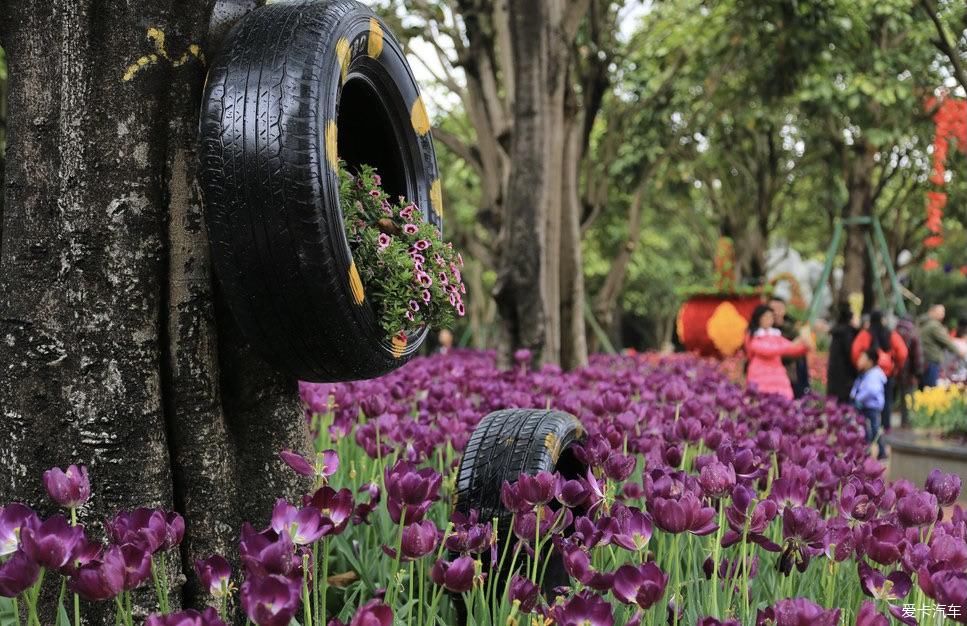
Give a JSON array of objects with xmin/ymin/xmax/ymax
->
[
  {"xmin": 851, "ymin": 310, "xmax": 908, "ymax": 443},
  {"xmin": 769, "ymin": 296, "xmax": 810, "ymax": 398},
  {"xmin": 894, "ymin": 314, "xmax": 924, "ymax": 427},
  {"xmin": 851, "ymin": 347, "xmax": 888, "ymax": 459},
  {"xmin": 437, "ymin": 328, "xmax": 454, "ymax": 355},
  {"xmin": 919, "ymin": 304, "xmax": 966, "ymax": 387},
  {"xmin": 826, "ymin": 306, "xmax": 858, "ymax": 404},
  {"xmin": 745, "ymin": 304, "xmax": 812, "ymax": 400}
]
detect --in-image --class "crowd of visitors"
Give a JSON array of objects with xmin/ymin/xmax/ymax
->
[{"xmin": 742, "ymin": 296, "xmax": 965, "ymax": 460}]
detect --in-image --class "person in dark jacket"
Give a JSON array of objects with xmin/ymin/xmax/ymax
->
[
  {"xmin": 826, "ymin": 307, "xmax": 858, "ymax": 404},
  {"xmin": 894, "ymin": 315, "xmax": 923, "ymax": 427}
]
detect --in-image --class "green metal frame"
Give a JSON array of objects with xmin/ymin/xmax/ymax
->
[{"xmin": 806, "ymin": 215, "xmax": 906, "ymax": 323}]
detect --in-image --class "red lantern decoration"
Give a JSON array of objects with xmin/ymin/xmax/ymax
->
[
  {"xmin": 923, "ymin": 97, "xmax": 967, "ymax": 270},
  {"xmin": 676, "ymin": 294, "xmax": 763, "ymax": 358}
]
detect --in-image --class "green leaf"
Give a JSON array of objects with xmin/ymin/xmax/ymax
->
[{"xmin": 56, "ymin": 602, "xmax": 71, "ymax": 626}]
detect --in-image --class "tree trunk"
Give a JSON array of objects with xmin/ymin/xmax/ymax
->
[
  {"xmin": 494, "ymin": 0, "xmax": 588, "ymax": 369},
  {"xmin": 592, "ymin": 179, "xmax": 646, "ymax": 346},
  {"xmin": 839, "ymin": 144, "xmax": 876, "ymax": 305},
  {"xmin": 495, "ymin": 1, "xmax": 550, "ymax": 368},
  {"xmin": 559, "ymin": 108, "xmax": 588, "ymax": 369},
  {"xmin": 0, "ymin": 1, "xmax": 310, "ymax": 619}
]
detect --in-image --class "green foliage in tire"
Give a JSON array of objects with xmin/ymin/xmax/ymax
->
[{"xmin": 199, "ymin": 0, "xmax": 443, "ymax": 382}]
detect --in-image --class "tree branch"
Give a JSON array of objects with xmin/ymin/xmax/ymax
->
[
  {"xmin": 920, "ymin": 0, "xmax": 967, "ymax": 93},
  {"xmin": 432, "ymin": 126, "xmax": 484, "ymax": 175}
]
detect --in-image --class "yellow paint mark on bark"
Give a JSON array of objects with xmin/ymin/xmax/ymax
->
[
  {"xmin": 123, "ymin": 27, "xmax": 204, "ymax": 82},
  {"xmin": 391, "ymin": 335, "xmax": 408, "ymax": 358},
  {"xmin": 348, "ymin": 261, "xmax": 365, "ymax": 305},
  {"xmin": 429, "ymin": 179, "xmax": 443, "ymax": 219},
  {"xmin": 336, "ymin": 37, "xmax": 351, "ymax": 84},
  {"xmin": 368, "ymin": 19, "xmax": 384, "ymax": 58},
  {"xmin": 411, "ymin": 96, "xmax": 431, "ymax": 135},
  {"xmin": 325, "ymin": 120, "xmax": 339, "ymax": 172}
]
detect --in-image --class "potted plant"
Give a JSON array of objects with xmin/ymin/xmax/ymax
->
[
  {"xmin": 676, "ymin": 238, "xmax": 765, "ymax": 358},
  {"xmin": 884, "ymin": 384, "xmax": 967, "ymax": 490}
]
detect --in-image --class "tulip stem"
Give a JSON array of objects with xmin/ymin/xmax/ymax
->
[
  {"xmin": 387, "ymin": 510, "xmax": 406, "ymax": 607},
  {"xmin": 11, "ymin": 597, "xmax": 20, "ymax": 626},
  {"xmin": 69, "ymin": 507, "xmax": 81, "ymax": 626},
  {"xmin": 531, "ymin": 508, "xmax": 542, "ymax": 582},
  {"xmin": 710, "ymin": 504, "xmax": 725, "ymax": 616},
  {"xmin": 302, "ymin": 554, "xmax": 313, "ymax": 626}
]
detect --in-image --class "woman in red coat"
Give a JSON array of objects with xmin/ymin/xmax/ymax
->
[
  {"xmin": 851, "ymin": 310, "xmax": 908, "ymax": 447},
  {"xmin": 745, "ymin": 304, "xmax": 811, "ymax": 400}
]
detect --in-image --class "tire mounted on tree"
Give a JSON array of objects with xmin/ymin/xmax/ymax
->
[{"xmin": 199, "ymin": 0, "xmax": 443, "ymax": 382}]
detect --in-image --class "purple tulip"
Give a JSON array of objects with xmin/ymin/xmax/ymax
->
[
  {"xmin": 927, "ymin": 534, "xmax": 967, "ymax": 573},
  {"xmin": 384, "ymin": 461, "xmax": 441, "ymax": 525},
  {"xmin": 610, "ymin": 504, "xmax": 653, "ymax": 551},
  {"xmin": 857, "ymin": 561, "xmax": 911, "ymax": 601},
  {"xmin": 547, "ymin": 591, "xmax": 614, "ymax": 626},
  {"xmin": 307, "ymin": 486, "xmax": 354, "ymax": 536},
  {"xmin": 113, "ymin": 543, "xmax": 154, "ymax": 590},
  {"xmin": 514, "ymin": 471, "xmax": 558, "ymax": 508},
  {"xmin": 42, "ymin": 465, "xmax": 91, "ymax": 509},
  {"xmin": 383, "ymin": 519, "xmax": 439, "ymax": 561},
  {"xmin": 698, "ymin": 618, "xmax": 741, "ymax": 626},
  {"xmin": 604, "ymin": 453, "xmax": 637, "ymax": 482},
  {"xmin": 918, "ymin": 569, "xmax": 967, "ymax": 622},
  {"xmin": 445, "ymin": 511, "xmax": 492, "ymax": 555},
  {"xmin": 0, "ymin": 550, "xmax": 41, "ymax": 597},
  {"xmin": 925, "ymin": 469, "xmax": 962, "ymax": 506},
  {"xmin": 855, "ymin": 601, "xmax": 889, "ymax": 626},
  {"xmin": 349, "ymin": 600, "xmax": 393, "ymax": 626},
  {"xmin": 240, "ymin": 574, "xmax": 303, "ymax": 626},
  {"xmin": 508, "ymin": 574, "xmax": 540, "ymax": 613},
  {"xmin": 162, "ymin": 511, "xmax": 185, "ymax": 550},
  {"xmin": 756, "ymin": 598, "xmax": 840, "ymax": 626},
  {"xmin": 700, "ymin": 462, "xmax": 736, "ymax": 498},
  {"xmin": 573, "ymin": 436, "xmax": 612, "ymax": 468},
  {"xmin": 20, "ymin": 514, "xmax": 85, "ymax": 571},
  {"xmin": 270, "ymin": 499, "xmax": 326, "ymax": 545},
  {"xmin": 863, "ymin": 523, "xmax": 905, "ymax": 566},
  {"xmin": 429, "ymin": 555, "xmax": 476, "ymax": 593},
  {"xmin": 557, "ymin": 477, "xmax": 591, "ymax": 508},
  {"xmin": 649, "ymin": 492, "xmax": 717, "ymax": 536},
  {"xmin": 195, "ymin": 555, "xmax": 232, "ymax": 598},
  {"xmin": 239, "ymin": 523, "xmax": 298, "ymax": 578},
  {"xmin": 145, "ymin": 608, "xmax": 227, "ymax": 626},
  {"xmin": 69, "ymin": 558, "xmax": 125, "ymax": 601},
  {"xmin": 107, "ymin": 508, "xmax": 167, "ymax": 553},
  {"xmin": 280, "ymin": 449, "xmax": 339, "ymax": 481},
  {"xmin": 778, "ymin": 507, "xmax": 826, "ymax": 574},
  {"xmin": 0, "ymin": 503, "xmax": 36, "ymax": 557},
  {"xmin": 562, "ymin": 546, "xmax": 614, "ymax": 591},
  {"xmin": 896, "ymin": 490, "xmax": 939, "ymax": 528},
  {"xmin": 612, "ymin": 562, "xmax": 668, "ymax": 609},
  {"xmin": 353, "ymin": 483, "xmax": 382, "ymax": 525}
]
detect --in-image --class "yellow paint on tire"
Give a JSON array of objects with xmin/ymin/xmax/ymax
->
[
  {"xmin": 411, "ymin": 97, "xmax": 431, "ymax": 136},
  {"xmin": 336, "ymin": 37, "xmax": 351, "ymax": 84},
  {"xmin": 391, "ymin": 334, "xmax": 408, "ymax": 358},
  {"xmin": 368, "ymin": 19, "xmax": 384, "ymax": 59},
  {"xmin": 348, "ymin": 261, "xmax": 365, "ymax": 305},
  {"xmin": 429, "ymin": 179, "xmax": 443, "ymax": 219},
  {"xmin": 325, "ymin": 120, "xmax": 339, "ymax": 172},
  {"xmin": 544, "ymin": 433, "xmax": 561, "ymax": 462}
]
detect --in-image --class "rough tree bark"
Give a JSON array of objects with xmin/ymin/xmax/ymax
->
[
  {"xmin": 0, "ymin": 0, "xmax": 311, "ymax": 618},
  {"xmin": 494, "ymin": 0, "xmax": 590, "ymax": 369}
]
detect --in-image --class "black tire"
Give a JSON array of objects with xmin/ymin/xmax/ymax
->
[
  {"xmin": 454, "ymin": 409, "xmax": 587, "ymax": 595},
  {"xmin": 199, "ymin": 0, "xmax": 442, "ymax": 382}
]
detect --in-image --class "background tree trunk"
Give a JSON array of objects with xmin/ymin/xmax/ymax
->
[
  {"xmin": 0, "ymin": 0, "xmax": 310, "ymax": 618},
  {"xmin": 839, "ymin": 144, "xmax": 876, "ymax": 306}
]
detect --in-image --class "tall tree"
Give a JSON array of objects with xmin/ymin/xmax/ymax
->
[
  {"xmin": 379, "ymin": 0, "xmax": 615, "ymax": 369},
  {"xmin": 0, "ymin": 0, "xmax": 310, "ymax": 617}
]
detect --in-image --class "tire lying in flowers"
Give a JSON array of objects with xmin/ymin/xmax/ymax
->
[
  {"xmin": 199, "ymin": 0, "xmax": 443, "ymax": 382},
  {"xmin": 454, "ymin": 409, "xmax": 587, "ymax": 593}
]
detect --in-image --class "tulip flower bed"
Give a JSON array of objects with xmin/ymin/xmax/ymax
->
[{"xmin": 2, "ymin": 351, "xmax": 966, "ymax": 626}]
